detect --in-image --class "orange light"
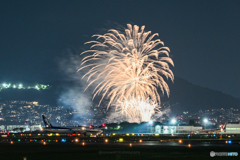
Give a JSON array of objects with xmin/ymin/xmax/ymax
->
[
  {"xmin": 105, "ymin": 139, "xmax": 108, "ymax": 142},
  {"xmin": 139, "ymin": 139, "xmax": 142, "ymax": 143},
  {"xmin": 75, "ymin": 139, "xmax": 79, "ymax": 142},
  {"xmin": 56, "ymin": 140, "xmax": 58, "ymax": 142},
  {"xmin": 188, "ymin": 144, "xmax": 191, "ymax": 147},
  {"xmin": 10, "ymin": 141, "xmax": 13, "ymax": 144},
  {"xmin": 179, "ymin": 140, "xmax": 182, "ymax": 143},
  {"xmin": 43, "ymin": 142, "xmax": 46, "ymax": 145},
  {"xmin": 29, "ymin": 134, "xmax": 31, "ymax": 136},
  {"xmin": 129, "ymin": 143, "xmax": 132, "ymax": 147},
  {"xmin": 82, "ymin": 142, "xmax": 85, "ymax": 146}
]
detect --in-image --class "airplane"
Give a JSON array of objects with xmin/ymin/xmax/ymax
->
[{"xmin": 41, "ymin": 115, "xmax": 103, "ymax": 136}]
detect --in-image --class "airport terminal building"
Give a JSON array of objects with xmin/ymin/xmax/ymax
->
[
  {"xmin": 225, "ymin": 122, "xmax": 240, "ymax": 133},
  {"xmin": 155, "ymin": 125, "xmax": 202, "ymax": 134}
]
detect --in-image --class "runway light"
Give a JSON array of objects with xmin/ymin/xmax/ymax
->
[
  {"xmin": 139, "ymin": 139, "xmax": 142, "ymax": 143},
  {"xmin": 179, "ymin": 140, "xmax": 182, "ymax": 143},
  {"xmin": 105, "ymin": 139, "xmax": 108, "ymax": 143},
  {"xmin": 188, "ymin": 144, "xmax": 191, "ymax": 147},
  {"xmin": 129, "ymin": 143, "xmax": 132, "ymax": 147}
]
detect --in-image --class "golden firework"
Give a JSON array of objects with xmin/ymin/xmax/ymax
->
[{"xmin": 79, "ymin": 24, "xmax": 174, "ymax": 121}]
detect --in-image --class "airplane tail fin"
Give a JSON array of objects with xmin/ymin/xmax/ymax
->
[{"xmin": 42, "ymin": 115, "xmax": 53, "ymax": 128}]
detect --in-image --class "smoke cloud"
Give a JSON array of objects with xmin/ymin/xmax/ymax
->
[{"xmin": 57, "ymin": 50, "xmax": 94, "ymax": 124}]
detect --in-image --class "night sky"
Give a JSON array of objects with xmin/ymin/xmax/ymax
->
[{"xmin": 1, "ymin": 0, "xmax": 240, "ymax": 97}]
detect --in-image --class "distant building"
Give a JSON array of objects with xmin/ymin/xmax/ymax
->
[
  {"xmin": 155, "ymin": 125, "xmax": 202, "ymax": 134},
  {"xmin": 0, "ymin": 125, "xmax": 5, "ymax": 131},
  {"xmin": 225, "ymin": 122, "xmax": 240, "ymax": 133}
]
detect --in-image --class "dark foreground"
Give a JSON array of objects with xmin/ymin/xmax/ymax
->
[{"xmin": 1, "ymin": 142, "xmax": 239, "ymax": 160}]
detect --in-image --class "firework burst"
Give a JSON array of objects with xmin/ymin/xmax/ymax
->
[{"xmin": 79, "ymin": 24, "xmax": 174, "ymax": 121}]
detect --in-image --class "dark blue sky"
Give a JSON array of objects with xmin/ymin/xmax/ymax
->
[{"xmin": 1, "ymin": 0, "xmax": 240, "ymax": 97}]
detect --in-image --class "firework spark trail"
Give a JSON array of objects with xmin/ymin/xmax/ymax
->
[
  {"xmin": 79, "ymin": 24, "xmax": 174, "ymax": 122},
  {"xmin": 116, "ymin": 97, "xmax": 160, "ymax": 122}
]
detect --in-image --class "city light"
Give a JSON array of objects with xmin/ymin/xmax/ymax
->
[
  {"xmin": 105, "ymin": 139, "xmax": 108, "ymax": 143},
  {"xmin": 119, "ymin": 138, "xmax": 123, "ymax": 142},
  {"xmin": 149, "ymin": 120, "xmax": 153, "ymax": 124},
  {"xmin": 82, "ymin": 142, "xmax": 85, "ymax": 146},
  {"xmin": 139, "ymin": 139, "xmax": 142, "ymax": 143},
  {"xmin": 75, "ymin": 139, "xmax": 79, "ymax": 142},
  {"xmin": 129, "ymin": 143, "xmax": 132, "ymax": 147},
  {"xmin": 179, "ymin": 140, "xmax": 182, "ymax": 143}
]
